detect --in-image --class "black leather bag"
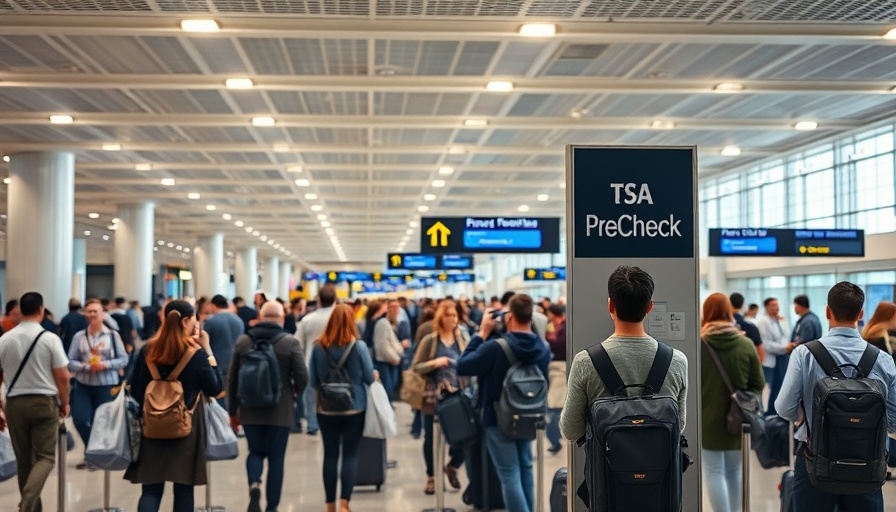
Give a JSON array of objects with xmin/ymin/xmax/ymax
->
[
  {"xmin": 318, "ymin": 343, "xmax": 356, "ymax": 413},
  {"xmin": 702, "ymin": 339, "xmax": 765, "ymax": 439},
  {"xmin": 436, "ymin": 390, "xmax": 479, "ymax": 447}
]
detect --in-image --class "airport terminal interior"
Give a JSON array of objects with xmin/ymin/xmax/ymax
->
[{"xmin": 2, "ymin": 1, "xmax": 896, "ymax": 511}]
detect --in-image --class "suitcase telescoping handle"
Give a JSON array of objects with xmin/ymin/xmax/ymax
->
[{"xmin": 57, "ymin": 422, "xmax": 67, "ymax": 512}]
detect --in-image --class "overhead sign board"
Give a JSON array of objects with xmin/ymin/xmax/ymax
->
[
  {"xmin": 523, "ymin": 267, "xmax": 567, "ymax": 281},
  {"xmin": 708, "ymin": 228, "xmax": 865, "ymax": 257},
  {"xmin": 420, "ymin": 217, "xmax": 560, "ymax": 254},
  {"xmin": 387, "ymin": 253, "xmax": 475, "ymax": 270}
]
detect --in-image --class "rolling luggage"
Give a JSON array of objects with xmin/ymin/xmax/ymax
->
[
  {"xmin": 355, "ymin": 436, "xmax": 386, "ymax": 491},
  {"xmin": 888, "ymin": 438, "xmax": 896, "ymax": 468},
  {"xmin": 550, "ymin": 467, "xmax": 568, "ymax": 512},
  {"xmin": 462, "ymin": 437, "xmax": 504, "ymax": 510},
  {"xmin": 779, "ymin": 470, "xmax": 794, "ymax": 512}
]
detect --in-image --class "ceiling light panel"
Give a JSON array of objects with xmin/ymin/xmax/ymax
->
[
  {"xmin": 180, "ymin": 19, "xmax": 220, "ymax": 32},
  {"xmin": 50, "ymin": 115, "xmax": 73, "ymax": 124},
  {"xmin": 519, "ymin": 23, "xmax": 556, "ymax": 37},
  {"xmin": 225, "ymin": 78, "xmax": 254, "ymax": 89}
]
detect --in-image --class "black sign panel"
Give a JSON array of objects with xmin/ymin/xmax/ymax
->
[
  {"xmin": 571, "ymin": 147, "xmax": 695, "ymax": 258},
  {"xmin": 709, "ymin": 228, "xmax": 865, "ymax": 257},
  {"xmin": 420, "ymin": 217, "xmax": 560, "ymax": 254}
]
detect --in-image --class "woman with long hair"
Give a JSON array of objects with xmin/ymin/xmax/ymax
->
[
  {"xmin": 124, "ymin": 300, "xmax": 223, "ymax": 512},
  {"xmin": 309, "ymin": 304, "xmax": 376, "ymax": 512},
  {"xmin": 862, "ymin": 301, "xmax": 896, "ymax": 356},
  {"xmin": 700, "ymin": 293, "xmax": 764, "ymax": 512},
  {"xmin": 412, "ymin": 300, "xmax": 468, "ymax": 495}
]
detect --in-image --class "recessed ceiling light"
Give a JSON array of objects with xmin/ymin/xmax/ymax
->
[
  {"xmin": 260, "ymin": 235, "xmax": 268, "ymax": 241},
  {"xmin": 287, "ymin": 165, "xmax": 303, "ymax": 173},
  {"xmin": 267, "ymin": 240, "xmax": 274, "ymax": 246},
  {"xmin": 713, "ymin": 82, "xmax": 744, "ymax": 93},
  {"xmin": 325, "ymin": 228, "xmax": 335, "ymax": 236},
  {"xmin": 274, "ymin": 244, "xmax": 281, "ymax": 249},
  {"xmin": 311, "ymin": 205, "xmax": 324, "ymax": 212},
  {"xmin": 273, "ymin": 144, "xmax": 290, "ymax": 153},
  {"xmin": 438, "ymin": 166, "xmax": 454, "ymax": 175},
  {"xmin": 108, "ymin": 224, "xmax": 117, "ymax": 230},
  {"xmin": 50, "ymin": 115, "xmax": 73, "ymax": 124},
  {"xmin": 111, "ymin": 217, "xmax": 120, "ymax": 223},
  {"xmin": 518, "ymin": 205, "xmax": 530, "ymax": 212},
  {"xmin": 158, "ymin": 240, "xmax": 165, "ymax": 245},
  {"xmin": 2, "ymin": 156, "xmax": 9, "ymax": 163},
  {"xmin": 187, "ymin": 192, "xmax": 200, "ymax": 199},
  {"xmin": 559, "ymin": 182, "xmax": 566, "ymax": 189},
  {"xmin": 252, "ymin": 116, "xmax": 276, "ymax": 127},
  {"xmin": 464, "ymin": 119, "xmax": 488, "ymax": 127},
  {"xmin": 432, "ymin": 180, "xmax": 446, "ymax": 188},
  {"xmin": 225, "ymin": 78, "xmax": 254, "ymax": 89},
  {"xmin": 448, "ymin": 146, "xmax": 465, "ymax": 155},
  {"xmin": 721, "ymin": 145, "xmax": 742, "ymax": 156},
  {"xmin": 295, "ymin": 179, "xmax": 310, "ymax": 187},
  {"xmin": 884, "ymin": 28, "xmax": 896, "ymax": 39},
  {"xmin": 176, "ymin": 245, "xmax": 182, "ymax": 250},
  {"xmin": 650, "ymin": 120, "xmax": 676, "ymax": 130},
  {"xmin": 304, "ymin": 193, "xmax": 318, "ymax": 200},
  {"xmin": 3, "ymin": 178, "xmax": 9, "ymax": 185},
  {"xmin": 417, "ymin": 205, "xmax": 429, "ymax": 213},
  {"xmin": 317, "ymin": 214, "xmax": 327, "ymax": 220},
  {"xmin": 88, "ymin": 212, "xmax": 100, "ymax": 219},
  {"xmin": 102, "ymin": 235, "xmax": 110, "ymax": 241},
  {"xmin": 84, "ymin": 230, "xmax": 91, "ymax": 236},
  {"xmin": 154, "ymin": 246, "xmax": 159, "ymax": 252},
  {"xmin": 167, "ymin": 243, "xmax": 174, "ymax": 248},
  {"xmin": 245, "ymin": 226, "xmax": 253, "ymax": 233},
  {"xmin": 135, "ymin": 163, "xmax": 152, "ymax": 171},
  {"xmin": 406, "ymin": 229, "xmax": 413, "ymax": 235},
  {"xmin": 102, "ymin": 143, "xmax": 121, "ymax": 151},
  {"xmin": 180, "ymin": 19, "xmax": 220, "ymax": 32},
  {"xmin": 321, "ymin": 221, "xmax": 331, "ymax": 227},
  {"xmin": 570, "ymin": 109, "xmax": 585, "ymax": 119},
  {"xmin": 184, "ymin": 247, "xmax": 190, "ymax": 253},
  {"xmin": 519, "ymin": 23, "xmax": 556, "ymax": 37},
  {"xmin": 235, "ymin": 220, "xmax": 244, "ymax": 227},
  {"xmin": 160, "ymin": 178, "xmax": 176, "ymax": 186},
  {"xmin": 537, "ymin": 194, "xmax": 549, "ymax": 201},
  {"xmin": 423, "ymin": 193, "xmax": 436, "ymax": 201},
  {"xmin": 222, "ymin": 213, "xmax": 232, "ymax": 220},
  {"xmin": 409, "ymin": 221, "xmax": 418, "ymax": 227},
  {"xmin": 794, "ymin": 121, "xmax": 818, "ymax": 131},
  {"xmin": 253, "ymin": 231, "xmax": 260, "ymax": 236},
  {"xmin": 486, "ymin": 81, "xmax": 514, "ymax": 92}
]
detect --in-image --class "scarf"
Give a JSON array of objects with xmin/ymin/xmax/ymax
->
[{"xmin": 700, "ymin": 320, "xmax": 741, "ymax": 339}]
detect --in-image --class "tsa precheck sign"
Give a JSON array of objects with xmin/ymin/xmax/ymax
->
[{"xmin": 572, "ymin": 146, "xmax": 696, "ymax": 259}]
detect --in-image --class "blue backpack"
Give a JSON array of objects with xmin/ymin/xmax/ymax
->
[{"xmin": 238, "ymin": 332, "xmax": 287, "ymax": 408}]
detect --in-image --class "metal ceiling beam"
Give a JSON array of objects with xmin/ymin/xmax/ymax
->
[
  {"xmin": 0, "ymin": 112, "xmax": 865, "ymax": 131},
  {"xmin": 72, "ymin": 191, "xmax": 554, "ymax": 202},
  {"xmin": 67, "ymin": 177, "xmax": 622, "ymax": 188},
  {"xmin": 69, "ymin": 162, "xmax": 571, "ymax": 174},
  {"xmin": 1, "ymin": 73, "xmax": 894, "ymax": 95},
  {"xmin": 0, "ymin": 16, "xmax": 892, "ymax": 44}
]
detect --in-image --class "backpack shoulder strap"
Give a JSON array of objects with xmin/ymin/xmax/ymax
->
[
  {"xmin": 271, "ymin": 332, "xmax": 290, "ymax": 346},
  {"xmin": 856, "ymin": 343, "xmax": 880, "ymax": 378},
  {"xmin": 167, "ymin": 347, "xmax": 198, "ymax": 381},
  {"xmin": 644, "ymin": 342, "xmax": 674, "ymax": 396},
  {"xmin": 496, "ymin": 338, "xmax": 517, "ymax": 366},
  {"xmin": 146, "ymin": 360, "xmax": 162, "ymax": 380},
  {"xmin": 701, "ymin": 339, "xmax": 735, "ymax": 394},
  {"xmin": 586, "ymin": 343, "xmax": 626, "ymax": 397},
  {"xmin": 334, "ymin": 341, "xmax": 356, "ymax": 371},
  {"xmin": 7, "ymin": 330, "xmax": 49, "ymax": 395},
  {"xmin": 805, "ymin": 340, "xmax": 839, "ymax": 376}
]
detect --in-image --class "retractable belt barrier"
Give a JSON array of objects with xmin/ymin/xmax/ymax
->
[
  {"xmin": 742, "ymin": 424, "xmax": 751, "ymax": 512},
  {"xmin": 422, "ymin": 414, "xmax": 455, "ymax": 512}
]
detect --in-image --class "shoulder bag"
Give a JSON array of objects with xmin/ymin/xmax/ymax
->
[{"xmin": 702, "ymin": 338, "xmax": 764, "ymax": 439}]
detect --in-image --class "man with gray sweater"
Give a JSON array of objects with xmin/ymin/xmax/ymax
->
[{"xmin": 560, "ymin": 266, "xmax": 689, "ymax": 441}]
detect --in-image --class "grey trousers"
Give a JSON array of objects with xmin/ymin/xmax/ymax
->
[{"xmin": 6, "ymin": 395, "xmax": 59, "ymax": 512}]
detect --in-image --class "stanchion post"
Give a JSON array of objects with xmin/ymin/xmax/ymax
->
[
  {"xmin": 741, "ymin": 424, "xmax": 751, "ymax": 512},
  {"xmin": 536, "ymin": 423, "xmax": 545, "ymax": 512},
  {"xmin": 422, "ymin": 414, "xmax": 455, "ymax": 512},
  {"xmin": 57, "ymin": 422, "xmax": 67, "ymax": 512},
  {"xmin": 195, "ymin": 462, "xmax": 225, "ymax": 512},
  {"xmin": 566, "ymin": 439, "xmax": 574, "ymax": 512},
  {"xmin": 87, "ymin": 470, "xmax": 124, "ymax": 512}
]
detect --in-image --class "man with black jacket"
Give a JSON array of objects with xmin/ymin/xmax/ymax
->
[
  {"xmin": 457, "ymin": 294, "xmax": 550, "ymax": 512},
  {"xmin": 730, "ymin": 292, "xmax": 765, "ymax": 363}
]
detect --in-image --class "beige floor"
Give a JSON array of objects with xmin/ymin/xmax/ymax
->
[{"xmin": 1, "ymin": 403, "xmax": 894, "ymax": 511}]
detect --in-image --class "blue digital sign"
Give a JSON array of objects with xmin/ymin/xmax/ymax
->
[
  {"xmin": 420, "ymin": 217, "xmax": 560, "ymax": 254},
  {"xmin": 449, "ymin": 273, "xmax": 476, "ymax": 283},
  {"xmin": 709, "ymin": 229, "xmax": 865, "ymax": 257},
  {"xmin": 387, "ymin": 253, "xmax": 474, "ymax": 270},
  {"xmin": 464, "ymin": 229, "xmax": 542, "ymax": 249},
  {"xmin": 441, "ymin": 254, "xmax": 474, "ymax": 270},
  {"xmin": 523, "ymin": 267, "xmax": 567, "ymax": 281}
]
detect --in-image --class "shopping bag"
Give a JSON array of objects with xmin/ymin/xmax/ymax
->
[
  {"xmin": 205, "ymin": 399, "xmax": 239, "ymax": 461},
  {"xmin": 126, "ymin": 393, "xmax": 142, "ymax": 462},
  {"xmin": 85, "ymin": 388, "xmax": 131, "ymax": 471},
  {"xmin": 363, "ymin": 381, "xmax": 397, "ymax": 440},
  {"xmin": 0, "ymin": 429, "xmax": 16, "ymax": 482}
]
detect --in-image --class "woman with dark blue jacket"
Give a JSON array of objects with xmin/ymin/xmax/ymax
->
[{"xmin": 308, "ymin": 304, "xmax": 376, "ymax": 512}]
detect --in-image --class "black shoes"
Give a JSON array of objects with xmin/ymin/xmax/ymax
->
[{"xmin": 248, "ymin": 487, "xmax": 262, "ymax": 512}]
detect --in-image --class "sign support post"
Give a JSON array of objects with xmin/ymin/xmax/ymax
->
[{"xmin": 566, "ymin": 145, "xmax": 701, "ymax": 512}]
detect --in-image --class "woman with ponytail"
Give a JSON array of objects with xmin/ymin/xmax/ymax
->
[{"xmin": 124, "ymin": 300, "xmax": 223, "ymax": 512}]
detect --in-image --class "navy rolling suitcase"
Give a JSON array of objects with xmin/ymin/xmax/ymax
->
[
  {"xmin": 550, "ymin": 467, "xmax": 568, "ymax": 512},
  {"xmin": 355, "ymin": 436, "xmax": 386, "ymax": 491},
  {"xmin": 462, "ymin": 438, "xmax": 504, "ymax": 510},
  {"xmin": 779, "ymin": 470, "xmax": 794, "ymax": 512}
]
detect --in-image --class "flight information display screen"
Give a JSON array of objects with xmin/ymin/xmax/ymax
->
[{"xmin": 709, "ymin": 228, "xmax": 864, "ymax": 257}]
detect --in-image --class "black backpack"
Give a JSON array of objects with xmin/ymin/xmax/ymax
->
[
  {"xmin": 578, "ymin": 342, "xmax": 689, "ymax": 512},
  {"xmin": 237, "ymin": 332, "xmax": 287, "ymax": 408},
  {"xmin": 318, "ymin": 342, "xmax": 356, "ymax": 413},
  {"xmin": 494, "ymin": 338, "xmax": 547, "ymax": 440},
  {"xmin": 803, "ymin": 340, "xmax": 888, "ymax": 495}
]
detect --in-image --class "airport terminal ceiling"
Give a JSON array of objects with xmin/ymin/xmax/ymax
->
[{"xmin": 0, "ymin": 1, "xmax": 895, "ymax": 268}]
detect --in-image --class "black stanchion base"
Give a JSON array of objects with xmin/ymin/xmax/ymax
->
[
  {"xmin": 87, "ymin": 508, "xmax": 125, "ymax": 512},
  {"xmin": 195, "ymin": 507, "xmax": 225, "ymax": 512},
  {"xmin": 422, "ymin": 508, "xmax": 456, "ymax": 512}
]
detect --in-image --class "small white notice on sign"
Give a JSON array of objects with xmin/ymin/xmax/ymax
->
[
  {"xmin": 668, "ymin": 312, "xmax": 686, "ymax": 341},
  {"xmin": 647, "ymin": 301, "xmax": 667, "ymax": 338}
]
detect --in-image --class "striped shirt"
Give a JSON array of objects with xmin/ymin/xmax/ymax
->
[{"xmin": 67, "ymin": 326, "xmax": 129, "ymax": 387}]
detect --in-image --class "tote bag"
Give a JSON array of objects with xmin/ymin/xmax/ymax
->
[
  {"xmin": 205, "ymin": 399, "xmax": 239, "ymax": 461},
  {"xmin": 85, "ymin": 388, "xmax": 131, "ymax": 471},
  {"xmin": 363, "ymin": 381, "xmax": 397, "ymax": 439}
]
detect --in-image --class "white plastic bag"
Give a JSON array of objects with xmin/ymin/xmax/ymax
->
[
  {"xmin": 363, "ymin": 381, "xmax": 397, "ymax": 440},
  {"xmin": 205, "ymin": 399, "xmax": 239, "ymax": 461},
  {"xmin": 85, "ymin": 388, "xmax": 131, "ymax": 471},
  {"xmin": 0, "ymin": 429, "xmax": 16, "ymax": 482}
]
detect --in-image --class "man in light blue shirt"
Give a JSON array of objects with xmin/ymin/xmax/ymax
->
[
  {"xmin": 295, "ymin": 284, "xmax": 337, "ymax": 435},
  {"xmin": 775, "ymin": 281, "xmax": 896, "ymax": 512}
]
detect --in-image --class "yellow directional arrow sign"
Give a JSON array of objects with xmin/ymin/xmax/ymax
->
[
  {"xmin": 526, "ymin": 269, "xmax": 537, "ymax": 279},
  {"xmin": 328, "ymin": 271, "xmax": 337, "ymax": 282},
  {"xmin": 426, "ymin": 221, "xmax": 451, "ymax": 247},
  {"xmin": 390, "ymin": 254, "xmax": 403, "ymax": 267}
]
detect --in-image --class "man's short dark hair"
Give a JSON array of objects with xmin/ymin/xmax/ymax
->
[
  {"xmin": 19, "ymin": 292, "xmax": 43, "ymax": 317},
  {"xmin": 607, "ymin": 266, "xmax": 654, "ymax": 323},
  {"xmin": 793, "ymin": 295, "xmax": 810, "ymax": 309},
  {"xmin": 233, "ymin": 296, "xmax": 245, "ymax": 306},
  {"xmin": 508, "ymin": 294, "xmax": 533, "ymax": 326},
  {"xmin": 318, "ymin": 285, "xmax": 337, "ymax": 308},
  {"xmin": 763, "ymin": 297, "xmax": 777, "ymax": 307},
  {"xmin": 5, "ymin": 299, "xmax": 18, "ymax": 316},
  {"xmin": 548, "ymin": 304, "xmax": 566, "ymax": 317},
  {"xmin": 827, "ymin": 282, "xmax": 864, "ymax": 322},
  {"xmin": 748, "ymin": 304, "xmax": 759, "ymax": 311},
  {"xmin": 115, "ymin": 297, "xmax": 126, "ymax": 306},
  {"xmin": 729, "ymin": 292, "xmax": 745, "ymax": 310},
  {"xmin": 100, "ymin": 298, "xmax": 111, "ymax": 307},
  {"xmin": 499, "ymin": 291, "xmax": 516, "ymax": 306},
  {"xmin": 68, "ymin": 298, "xmax": 82, "ymax": 312},
  {"xmin": 211, "ymin": 294, "xmax": 229, "ymax": 309}
]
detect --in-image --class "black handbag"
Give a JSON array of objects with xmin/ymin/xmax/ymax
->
[
  {"xmin": 702, "ymin": 339, "xmax": 765, "ymax": 440},
  {"xmin": 436, "ymin": 390, "xmax": 479, "ymax": 447}
]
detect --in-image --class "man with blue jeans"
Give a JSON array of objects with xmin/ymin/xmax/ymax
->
[
  {"xmin": 775, "ymin": 282, "xmax": 896, "ymax": 512},
  {"xmin": 757, "ymin": 297, "xmax": 790, "ymax": 415},
  {"xmin": 458, "ymin": 294, "xmax": 550, "ymax": 512}
]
